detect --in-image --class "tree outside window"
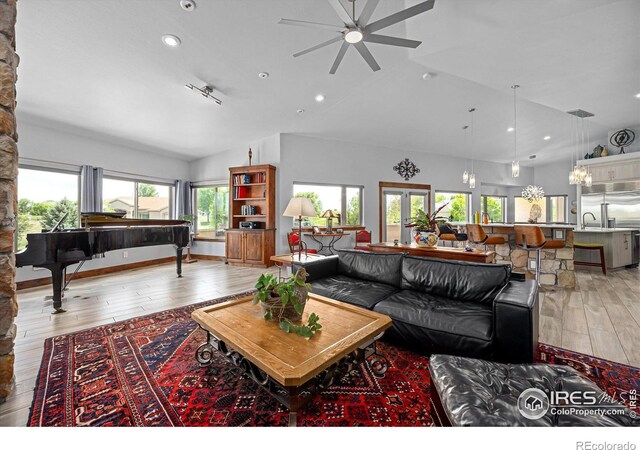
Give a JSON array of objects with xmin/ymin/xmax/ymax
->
[{"xmin": 435, "ymin": 192, "xmax": 470, "ymax": 224}]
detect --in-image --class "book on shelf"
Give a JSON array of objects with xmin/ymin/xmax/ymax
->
[
  {"xmin": 240, "ymin": 205, "xmax": 259, "ymax": 215},
  {"xmin": 233, "ymin": 186, "xmax": 248, "ymax": 199}
]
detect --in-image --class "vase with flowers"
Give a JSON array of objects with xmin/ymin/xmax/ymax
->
[{"xmin": 405, "ymin": 202, "xmax": 449, "ymax": 247}]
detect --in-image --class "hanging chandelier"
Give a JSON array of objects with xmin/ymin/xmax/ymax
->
[
  {"xmin": 511, "ymin": 84, "xmax": 520, "ymax": 178},
  {"xmin": 522, "ymin": 155, "xmax": 544, "ymax": 202},
  {"xmin": 567, "ymin": 109, "xmax": 594, "ymax": 186},
  {"xmin": 522, "ymin": 184, "xmax": 544, "ymax": 202}
]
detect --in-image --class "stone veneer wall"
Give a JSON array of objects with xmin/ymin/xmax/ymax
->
[
  {"xmin": 461, "ymin": 226, "xmax": 576, "ymax": 289},
  {"xmin": 0, "ymin": 0, "xmax": 18, "ymax": 402}
]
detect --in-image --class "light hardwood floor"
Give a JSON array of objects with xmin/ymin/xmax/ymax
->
[
  {"xmin": 539, "ymin": 267, "xmax": 640, "ymax": 367},
  {"xmin": 0, "ymin": 261, "xmax": 638, "ymax": 426}
]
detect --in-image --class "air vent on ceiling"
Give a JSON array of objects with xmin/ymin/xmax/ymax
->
[{"xmin": 567, "ymin": 109, "xmax": 594, "ymax": 118}]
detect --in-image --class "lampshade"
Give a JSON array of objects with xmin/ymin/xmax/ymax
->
[
  {"xmin": 321, "ymin": 209, "xmax": 339, "ymax": 219},
  {"xmin": 283, "ymin": 197, "xmax": 316, "ymax": 218}
]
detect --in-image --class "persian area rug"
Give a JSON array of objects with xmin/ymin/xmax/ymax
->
[{"xmin": 28, "ymin": 291, "xmax": 640, "ymax": 426}]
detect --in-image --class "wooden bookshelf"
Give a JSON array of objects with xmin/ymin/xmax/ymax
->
[{"xmin": 226, "ymin": 164, "xmax": 276, "ymax": 267}]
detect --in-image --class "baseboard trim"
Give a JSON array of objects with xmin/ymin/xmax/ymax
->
[
  {"xmin": 189, "ymin": 254, "xmax": 226, "ymax": 261},
  {"xmin": 17, "ymin": 257, "xmax": 180, "ymax": 291}
]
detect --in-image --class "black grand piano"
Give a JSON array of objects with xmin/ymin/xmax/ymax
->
[{"xmin": 16, "ymin": 212, "xmax": 190, "ymax": 314}]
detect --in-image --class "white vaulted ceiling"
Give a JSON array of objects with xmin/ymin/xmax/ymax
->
[{"xmin": 15, "ymin": 0, "xmax": 640, "ymax": 165}]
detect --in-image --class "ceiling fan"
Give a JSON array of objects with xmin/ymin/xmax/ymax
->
[{"xmin": 279, "ymin": 0, "xmax": 435, "ymax": 74}]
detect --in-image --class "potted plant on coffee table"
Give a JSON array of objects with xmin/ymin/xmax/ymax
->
[
  {"xmin": 405, "ymin": 202, "xmax": 449, "ymax": 247},
  {"xmin": 253, "ymin": 268, "xmax": 322, "ymax": 338}
]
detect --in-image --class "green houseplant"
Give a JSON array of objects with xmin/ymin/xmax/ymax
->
[
  {"xmin": 405, "ymin": 202, "xmax": 449, "ymax": 247},
  {"xmin": 253, "ymin": 268, "xmax": 322, "ymax": 338}
]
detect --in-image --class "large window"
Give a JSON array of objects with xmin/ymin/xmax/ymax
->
[
  {"xmin": 514, "ymin": 196, "xmax": 547, "ymax": 223},
  {"xmin": 548, "ymin": 195, "xmax": 567, "ymax": 223},
  {"xmin": 482, "ymin": 195, "xmax": 507, "ymax": 223},
  {"xmin": 17, "ymin": 167, "xmax": 79, "ymax": 250},
  {"xmin": 434, "ymin": 191, "xmax": 470, "ymax": 224},
  {"xmin": 193, "ymin": 185, "xmax": 229, "ymax": 238},
  {"xmin": 103, "ymin": 178, "xmax": 172, "ymax": 220},
  {"xmin": 514, "ymin": 196, "xmax": 566, "ymax": 223},
  {"xmin": 293, "ymin": 183, "xmax": 363, "ymax": 226}
]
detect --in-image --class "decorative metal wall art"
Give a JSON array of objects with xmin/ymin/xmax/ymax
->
[
  {"xmin": 609, "ymin": 129, "xmax": 635, "ymax": 154},
  {"xmin": 393, "ymin": 158, "xmax": 420, "ymax": 181}
]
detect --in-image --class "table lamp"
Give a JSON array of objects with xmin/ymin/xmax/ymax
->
[
  {"xmin": 321, "ymin": 210, "xmax": 339, "ymax": 233},
  {"xmin": 283, "ymin": 197, "xmax": 317, "ymax": 260}
]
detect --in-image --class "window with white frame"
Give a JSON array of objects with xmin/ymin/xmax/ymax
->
[
  {"xmin": 103, "ymin": 178, "xmax": 172, "ymax": 220},
  {"xmin": 17, "ymin": 167, "xmax": 80, "ymax": 250},
  {"xmin": 292, "ymin": 183, "xmax": 363, "ymax": 226},
  {"xmin": 434, "ymin": 191, "xmax": 471, "ymax": 224},
  {"xmin": 481, "ymin": 195, "xmax": 507, "ymax": 223},
  {"xmin": 192, "ymin": 185, "xmax": 229, "ymax": 238}
]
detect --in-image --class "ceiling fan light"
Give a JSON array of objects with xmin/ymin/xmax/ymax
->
[{"xmin": 344, "ymin": 30, "xmax": 364, "ymax": 44}]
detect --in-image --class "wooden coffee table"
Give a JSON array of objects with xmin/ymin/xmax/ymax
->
[{"xmin": 191, "ymin": 292, "xmax": 392, "ymax": 426}]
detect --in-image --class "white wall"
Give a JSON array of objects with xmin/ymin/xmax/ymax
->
[
  {"xmin": 16, "ymin": 119, "xmax": 191, "ymax": 282},
  {"xmin": 533, "ymin": 160, "xmax": 578, "ymax": 223},
  {"xmin": 189, "ymin": 134, "xmax": 281, "ymax": 257},
  {"xmin": 277, "ymin": 134, "xmax": 535, "ymax": 253}
]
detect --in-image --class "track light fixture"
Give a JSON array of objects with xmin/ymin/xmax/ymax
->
[{"xmin": 185, "ymin": 84, "xmax": 222, "ymax": 105}]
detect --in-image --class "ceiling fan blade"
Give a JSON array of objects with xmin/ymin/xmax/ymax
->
[
  {"xmin": 364, "ymin": 34, "xmax": 422, "ymax": 48},
  {"xmin": 329, "ymin": 41, "xmax": 350, "ymax": 74},
  {"xmin": 357, "ymin": 0, "xmax": 380, "ymax": 26},
  {"xmin": 278, "ymin": 18, "xmax": 345, "ymax": 32},
  {"xmin": 353, "ymin": 42, "xmax": 381, "ymax": 72},
  {"xmin": 293, "ymin": 35, "xmax": 343, "ymax": 58},
  {"xmin": 327, "ymin": 0, "xmax": 356, "ymax": 26},
  {"xmin": 365, "ymin": 0, "xmax": 435, "ymax": 34}
]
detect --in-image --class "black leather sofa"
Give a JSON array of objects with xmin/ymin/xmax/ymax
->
[
  {"xmin": 295, "ymin": 249, "xmax": 539, "ymax": 363},
  {"xmin": 429, "ymin": 354, "xmax": 640, "ymax": 426}
]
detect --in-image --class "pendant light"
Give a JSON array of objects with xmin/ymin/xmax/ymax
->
[
  {"xmin": 468, "ymin": 108, "xmax": 476, "ymax": 189},
  {"xmin": 567, "ymin": 109, "xmax": 594, "ymax": 185},
  {"xmin": 462, "ymin": 125, "xmax": 469, "ymax": 183},
  {"xmin": 511, "ymin": 84, "xmax": 520, "ymax": 178},
  {"xmin": 522, "ymin": 155, "xmax": 544, "ymax": 202}
]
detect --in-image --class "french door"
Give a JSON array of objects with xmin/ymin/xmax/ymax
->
[{"xmin": 380, "ymin": 184, "xmax": 430, "ymax": 245}]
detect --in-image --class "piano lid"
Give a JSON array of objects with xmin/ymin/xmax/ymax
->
[{"xmin": 81, "ymin": 212, "xmax": 189, "ymax": 228}]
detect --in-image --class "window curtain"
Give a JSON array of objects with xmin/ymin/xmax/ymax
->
[
  {"xmin": 174, "ymin": 180, "xmax": 193, "ymax": 219},
  {"xmin": 93, "ymin": 167, "xmax": 103, "ymax": 212},
  {"xmin": 80, "ymin": 165, "xmax": 103, "ymax": 213}
]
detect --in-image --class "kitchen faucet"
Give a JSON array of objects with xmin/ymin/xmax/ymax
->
[{"xmin": 582, "ymin": 212, "xmax": 596, "ymax": 230}]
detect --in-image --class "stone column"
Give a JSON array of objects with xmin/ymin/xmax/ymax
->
[{"xmin": 0, "ymin": 0, "xmax": 18, "ymax": 402}]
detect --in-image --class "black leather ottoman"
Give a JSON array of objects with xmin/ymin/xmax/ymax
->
[{"xmin": 429, "ymin": 354, "xmax": 639, "ymax": 426}]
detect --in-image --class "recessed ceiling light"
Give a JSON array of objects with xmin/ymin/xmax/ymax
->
[
  {"xmin": 162, "ymin": 34, "xmax": 181, "ymax": 47},
  {"xmin": 258, "ymin": 72, "xmax": 269, "ymax": 79},
  {"xmin": 507, "ymin": 127, "xmax": 514, "ymax": 132},
  {"xmin": 529, "ymin": 155, "xmax": 537, "ymax": 159},
  {"xmin": 543, "ymin": 136, "xmax": 551, "ymax": 140},
  {"xmin": 296, "ymin": 109, "xmax": 305, "ymax": 114},
  {"xmin": 635, "ymin": 92, "xmax": 640, "ymax": 98},
  {"xmin": 180, "ymin": 0, "xmax": 196, "ymax": 11},
  {"xmin": 344, "ymin": 30, "xmax": 363, "ymax": 44},
  {"xmin": 315, "ymin": 94, "xmax": 325, "ymax": 102}
]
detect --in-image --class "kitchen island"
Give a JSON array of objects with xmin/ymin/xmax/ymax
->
[
  {"xmin": 471, "ymin": 223, "xmax": 576, "ymax": 288},
  {"xmin": 574, "ymin": 228, "xmax": 637, "ymax": 270}
]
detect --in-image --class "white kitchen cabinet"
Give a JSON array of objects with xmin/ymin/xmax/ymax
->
[{"xmin": 588, "ymin": 161, "xmax": 640, "ymax": 182}]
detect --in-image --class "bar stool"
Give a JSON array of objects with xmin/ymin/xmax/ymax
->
[
  {"xmin": 437, "ymin": 223, "xmax": 468, "ymax": 247},
  {"xmin": 513, "ymin": 225, "xmax": 564, "ymax": 286},
  {"xmin": 466, "ymin": 224, "xmax": 505, "ymax": 250},
  {"xmin": 574, "ymin": 242, "xmax": 607, "ymax": 275}
]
